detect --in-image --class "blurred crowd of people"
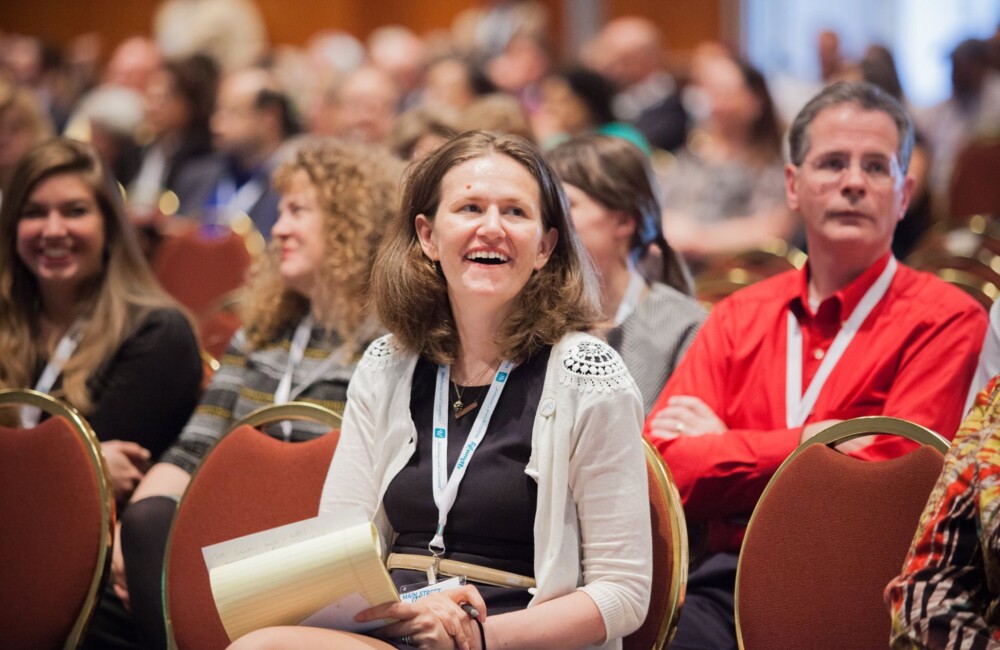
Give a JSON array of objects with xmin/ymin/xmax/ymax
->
[{"xmin": 4, "ymin": 1, "xmax": 998, "ymax": 263}]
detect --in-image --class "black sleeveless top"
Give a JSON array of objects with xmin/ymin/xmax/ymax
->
[{"xmin": 382, "ymin": 348, "xmax": 550, "ymax": 614}]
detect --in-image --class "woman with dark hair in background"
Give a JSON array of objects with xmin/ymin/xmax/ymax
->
[
  {"xmin": 127, "ymin": 54, "xmax": 219, "ymax": 219},
  {"xmin": 661, "ymin": 55, "xmax": 795, "ymax": 265},
  {"xmin": 535, "ymin": 66, "xmax": 651, "ymax": 153},
  {"xmin": 549, "ymin": 133, "xmax": 705, "ymax": 413}
]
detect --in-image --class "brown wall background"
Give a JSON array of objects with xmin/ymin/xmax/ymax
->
[{"xmin": 0, "ymin": 0, "xmax": 722, "ymax": 61}]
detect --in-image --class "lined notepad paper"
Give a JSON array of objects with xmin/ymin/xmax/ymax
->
[{"xmin": 203, "ymin": 517, "xmax": 399, "ymax": 641}]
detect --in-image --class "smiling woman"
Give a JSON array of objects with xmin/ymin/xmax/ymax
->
[
  {"xmin": 228, "ymin": 131, "xmax": 653, "ymax": 650},
  {"xmin": 110, "ymin": 139, "xmax": 403, "ymax": 649}
]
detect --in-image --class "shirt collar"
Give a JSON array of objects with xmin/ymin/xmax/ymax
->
[{"xmin": 793, "ymin": 251, "xmax": 893, "ymax": 320}]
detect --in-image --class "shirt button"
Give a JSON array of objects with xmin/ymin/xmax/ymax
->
[
  {"xmin": 540, "ymin": 398, "xmax": 556, "ymax": 417},
  {"xmin": 813, "ymin": 349, "xmax": 825, "ymax": 360}
]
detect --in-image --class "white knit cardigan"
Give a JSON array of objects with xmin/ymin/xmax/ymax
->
[{"xmin": 319, "ymin": 331, "xmax": 652, "ymax": 648}]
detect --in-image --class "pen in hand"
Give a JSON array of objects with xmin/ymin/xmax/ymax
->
[{"xmin": 460, "ymin": 602, "xmax": 480, "ymax": 620}]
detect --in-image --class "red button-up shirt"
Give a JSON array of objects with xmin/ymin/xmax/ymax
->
[{"xmin": 644, "ymin": 254, "xmax": 987, "ymax": 552}]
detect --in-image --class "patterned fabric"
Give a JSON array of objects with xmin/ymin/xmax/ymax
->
[
  {"xmin": 886, "ymin": 376, "xmax": 1000, "ymax": 649},
  {"xmin": 160, "ymin": 324, "xmax": 357, "ymax": 474},
  {"xmin": 659, "ymin": 150, "xmax": 786, "ymax": 225},
  {"xmin": 605, "ymin": 282, "xmax": 705, "ymax": 414}
]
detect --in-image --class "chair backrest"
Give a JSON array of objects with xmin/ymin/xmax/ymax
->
[
  {"xmin": 623, "ymin": 440, "xmax": 689, "ymax": 650},
  {"xmin": 152, "ymin": 222, "xmax": 258, "ymax": 318},
  {"xmin": 735, "ymin": 416, "xmax": 949, "ymax": 650},
  {"xmin": 0, "ymin": 388, "xmax": 114, "ymax": 649},
  {"xmin": 163, "ymin": 402, "xmax": 342, "ymax": 650},
  {"xmin": 948, "ymin": 137, "xmax": 1000, "ymax": 223}
]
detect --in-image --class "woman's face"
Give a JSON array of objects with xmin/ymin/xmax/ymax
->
[
  {"xmin": 416, "ymin": 154, "xmax": 558, "ymax": 318},
  {"xmin": 144, "ymin": 69, "xmax": 190, "ymax": 137},
  {"xmin": 273, "ymin": 169, "xmax": 326, "ymax": 298},
  {"xmin": 539, "ymin": 77, "xmax": 592, "ymax": 135},
  {"xmin": 562, "ymin": 182, "xmax": 632, "ymax": 273},
  {"xmin": 16, "ymin": 172, "xmax": 106, "ymax": 300}
]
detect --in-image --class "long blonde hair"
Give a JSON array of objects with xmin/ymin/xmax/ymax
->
[
  {"xmin": 240, "ymin": 139, "xmax": 402, "ymax": 353},
  {"xmin": 0, "ymin": 138, "xmax": 181, "ymax": 413}
]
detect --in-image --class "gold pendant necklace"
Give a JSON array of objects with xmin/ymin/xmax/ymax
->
[{"xmin": 451, "ymin": 361, "xmax": 497, "ymax": 420}]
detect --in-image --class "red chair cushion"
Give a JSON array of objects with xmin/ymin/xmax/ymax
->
[
  {"xmin": 0, "ymin": 417, "xmax": 105, "ymax": 648},
  {"xmin": 167, "ymin": 426, "xmax": 339, "ymax": 650},
  {"xmin": 738, "ymin": 444, "xmax": 944, "ymax": 649}
]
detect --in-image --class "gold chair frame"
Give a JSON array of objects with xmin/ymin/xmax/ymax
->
[
  {"xmin": 639, "ymin": 439, "xmax": 689, "ymax": 650},
  {"xmin": 0, "ymin": 388, "xmax": 115, "ymax": 650},
  {"xmin": 163, "ymin": 400, "xmax": 342, "ymax": 650},
  {"xmin": 734, "ymin": 415, "xmax": 949, "ymax": 649}
]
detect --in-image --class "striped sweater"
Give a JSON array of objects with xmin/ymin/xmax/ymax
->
[{"xmin": 161, "ymin": 324, "xmax": 360, "ymax": 473}]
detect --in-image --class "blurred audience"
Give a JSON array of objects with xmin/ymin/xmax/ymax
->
[
  {"xmin": 153, "ymin": 0, "xmax": 267, "ymax": 72},
  {"xmin": 127, "ymin": 55, "xmax": 219, "ymax": 221},
  {"xmin": 586, "ymin": 16, "xmax": 689, "ymax": 152},
  {"xmin": 661, "ymin": 55, "xmax": 794, "ymax": 264},
  {"xmin": 313, "ymin": 66, "xmax": 399, "ymax": 145},
  {"xmin": 535, "ymin": 65, "xmax": 650, "ymax": 152},
  {"xmin": 918, "ymin": 38, "xmax": 1000, "ymax": 214},
  {"xmin": 174, "ymin": 67, "xmax": 299, "ymax": 235},
  {"xmin": 458, "ymin": 91, "xmax": 534, "ymax": 140},
  {"xmin": 0, "ymin": 79, "xmax": 54, "ymax": 196}
]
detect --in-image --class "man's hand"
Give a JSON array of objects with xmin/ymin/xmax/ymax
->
[
  {"xmin": 799, "ymin": 419, "xmax": 843, "ymax": 444},
  {"xmin": 101, "ymin": 440, "xmax": 150, "ymax": 504},
  {"xmin": 648, "ymin": 396, "xmax": 727, "ymax": 439}
]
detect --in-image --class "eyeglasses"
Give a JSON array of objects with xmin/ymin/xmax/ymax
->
[{"xmin": 803, "ymin": 154, "xmax": 902, "ymax": 187}]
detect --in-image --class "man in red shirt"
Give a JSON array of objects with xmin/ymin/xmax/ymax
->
[{"xmin": 645, "ymin": 81, "xmax": 987, "ymax": 650}]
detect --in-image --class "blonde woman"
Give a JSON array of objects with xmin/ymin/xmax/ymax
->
[{"xmin": 110, "ymin": 139, "xmax": 402, "ymax": 649}]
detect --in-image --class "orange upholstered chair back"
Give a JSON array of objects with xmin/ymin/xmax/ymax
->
[
  {"xmin": 949, "ymin": 138, "xmax": 1000, "ymax": 222},
  {"xmin": 735, "ymin": 418, "xmax": 948, "ymax": 650},
  {"xmin": 164, "ymin": 404, "xmax": 341, "ymax": 650},
  {"xmin": 0, "ymin": 389, "xmax": 114, "ymax": 649},
  {"xmin": 624, "ymin": 441, "xmax": 688, "ymax": 650},
  {"xmin": 152, "ymin": 224, "xmax": 255, "ymax": 318}
]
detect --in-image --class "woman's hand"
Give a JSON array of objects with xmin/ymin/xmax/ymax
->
[
  {"xmin": 356, "ymin": 585, "xmax": 487, "ymax": 650},
  {"xmin": 110, "ymin": 522, "xmax": 130, "ymax": 609},
  {"xmin": 101, "ymin": 440, "xmax": 151, "ymax": 504}
]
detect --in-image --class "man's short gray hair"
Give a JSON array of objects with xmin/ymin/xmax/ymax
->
[{"xmin": 787, "ymin": 81, "xmax": 915, "ymax": 175}]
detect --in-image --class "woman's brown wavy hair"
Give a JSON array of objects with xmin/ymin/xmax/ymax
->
[
  {"xmin": 240, "ymin": 139, "xmax": 402, "ymax": 354},
  {"xmin": 0, "ymin": 138, "xmax": 180, "ymax": 413},
  {"xmin": 372, "ymin": 130, "xmax": 600, "ymax": 365}
]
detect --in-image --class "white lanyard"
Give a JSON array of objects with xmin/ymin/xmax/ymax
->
[
  {"xmin": 785, "ymin": 257, "xmax": 897, "ymax": 428},
  {"xmin": 613, "ymin": 268, "xmax": 646, "ymax": 327},
  {"xmin": 214, "ymin": 174, "xmax": 267, "ymax": 224},
  {"xmin": 22, "ymin": 319, "xmax": 85, "ymax": 427},
  {"xmin": 274, "ymin": 316, "xmax": 314, "ymax": 440},
  {"xmin": 429, "ymin": 360, "xmax": 516, "ymax": 558}
]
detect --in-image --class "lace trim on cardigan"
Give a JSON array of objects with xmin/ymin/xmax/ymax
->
[
  {"xmin": 559, "ymin": 339, "xmax": 632, "ymax": 393},
  {"xmin": 359, "ymin": 335, "xmax": 403, "ymax": 371}
]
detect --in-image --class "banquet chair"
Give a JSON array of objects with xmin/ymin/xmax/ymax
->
[
  {"xmin": 0, "ymin": 388, "xmax": 114, "ymax": 649},
  {"xmin": 152, "ymin": 216, "xmax": 262, "ymax": 318},
  {"xmin": 948, "ymin": 137, "xmax": 1000, "ymax": 223},
  {"xmin": 735, "ymin": 417, "xmax": 949, "ymax": 650},
  {"xmin": 623, "ymin": 440, "xmax": 689, "ymax": 650},
  {"xmin": 163, "ymin": 402, "xmax": 342, "ymax": 650}
]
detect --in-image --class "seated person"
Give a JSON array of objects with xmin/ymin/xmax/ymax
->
[
  {"xmin": 109, "ymin": 139, "xmax": 402, "ymax": 649},
  {"xmin": 230, "ymin": 131, "xmax": 652, "ymax": 649},
  {"xmin": 885, "ymin": 375, "xmax": 1000, "ymax": 648},
  {"xmin": 0, "ymin": 137, "xmax": 201, "ymax": 500},
  {"xmin": 660, "ymin": 55, "xmax": 796, "ymax": 265},
  {"xmin": 644, "ymin": 81, "xmax": 988, "ymax": 650},
  {"xmin": 548, "ymin": 133, "xmax": 705, "ymax": 413}
]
